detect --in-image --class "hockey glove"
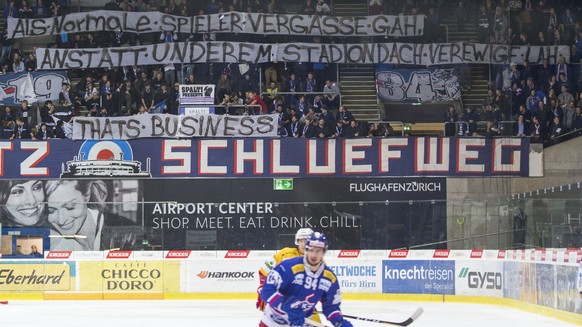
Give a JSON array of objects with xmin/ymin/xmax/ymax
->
[
  {"xmin": 256, "ymin": 286, "xmax": 266, "ymax": 311},
  {"xmin": 282, "ymin": 296, "xmax": 304, "ymax": 326},
  {"xmin": 256, "ymin": 274, "xmax": 266, "ymax": 311},
  {"xmin": 333, "ymin": 319, "xmax": 353, "ymax": 327}
]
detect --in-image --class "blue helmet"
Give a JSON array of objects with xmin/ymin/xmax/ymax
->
[{"xmin": 306, "ymin": 232, "xmax": 328, "ymax": 251}]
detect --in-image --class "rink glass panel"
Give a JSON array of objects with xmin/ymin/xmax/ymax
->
[{"xmin": 0, "ymin": 179, "xmax": 580, "ymax": 252}]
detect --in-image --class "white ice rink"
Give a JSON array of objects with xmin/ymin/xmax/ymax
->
[{"xmin": 0, "ymin": 300, "xmax": 579, "ymax": 327}]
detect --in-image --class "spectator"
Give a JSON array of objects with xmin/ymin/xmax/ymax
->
[
  {"xmin": 554, "ymin": 55, "xmax": 571, "ymax": 82},
  {"xmin": 285, "ymin": 72, "xmax": 301, "ymax": 105},
  {"xmin": 4, "ymin": 0, "xmax": 19, "ymax": 19},
  {"xmin": 54, "ymin": 99, "xmax": 74, "ymax": 123},
  {"xmin": 477, "ymin": 5, "xmax": 491, "ymax": 43},
  {"xmin": 247, "ymin": 91, "xmax": 266, "ymax": 114},
  {"xmin": 295, "ymin": 95, "xmax": 308, "ymax": 118},
  {"xmin": 140, "ymin": 83, "xmax": 155, "ymax": 112},
  {"xmin": 299, "ymin": 0, "xmax": 316, "ymax": 15},
  {"xmin": 492, "ymin": 7, "xmax": 507, "ymax": 42},
  {"xmin": 518, "ymin": 104, "xmax": 533, "ymax": 125},
  {"xmin": 12, "ymin": 52, "xmax": 25, "ymax": 73},
  {"xmin": 303, "ymin": 119, "xmax": 318, "ymax": 138},
  {"xmin": 289, "ymin": 115, "xmax": 302, "ymax": 138},
  {"xmin": 315, "ymin": 118, "xmax": 331, "ymax": 138},
  {"xmin": 85, "ymin": 91, "xmax": 101, "ymax": 116},
  {"xmin": 18, "ymin": 0, "xmax": 33, "ymax": 18},
  {"xmin": 367, "ymin": 123, "xmax": 379, "ymax": 137},
  {"xmin": 547, "ymin": 7, "xmax": 558, "ymax": 40},
  {"xmin": 322, "ymin": 79, "xmax": 340, "ymax": 110},
  {"xmin": 18, "ymin": 99, "xmax": 32, "ymax": 125},
  {"xmin": 0, "ymin": 118, "xmax": 14, "ymax": 139},
  {"xmin": 369, "ymin": 0, "xmax": 382, "ymax": 15},
  {"xmin": 160, "ymin": 30, "xmax": 178, "ymax": 43},
  {"xmin": 33, "ymin": 0, "xmax": 49, "ymax": 18},
  {"xmin": 304, "ymin": 107, "xmax": 319, "ymax": 125},
  {"xmin": 35, "ymin": 123, "xmax": 53, "ymax": 140},
  {"xmin": 558, "ymin": 84, "xmax": 574, "ymax": 110},
  {"xmin": 530, "ymin": 116, "xmax": 546, "ymax": 143},
  {"xmin": 316, "ymin": 0, "xmax": 332, "ymax": 16},
  {"xmin": 494, "ymin": 88, "xmax": 510, "ymax": 118},
  {"xmin": 151, "ymin": 71, "xmax": 165, "ymax": 92},
  {"xmin": 11, "ymin": 118, "xmax": 35, "ymax": 140},
  {"xmin": 275, "ymin": 104, "xmax": 290, "ymax": 128},
  {"xmin": 302, "ymin": 72, "xmax": 317, "ymax": 104},
  {"xmin": 526, "ymin": 89, "xmax": 541, "ymax": 114},
  {"xmin": 344, "ymin": 120, "xmax": 361, "ymax": 138},
  {"xmin": 163, "ymin": 63, "xmax": 176, "ymax": 88},
  {"xmin": 534, "ymin": 100, "xmax": 551, "ymax": 128},
  {"xmin": 460, "ymin": 106, "xmax": 478, "ymax": 136},
  {"xmin": 104, "ymin": 0, "xmax": 121, "ymax": 11},
  {"xmin": 514, "ymin": 114, "xmax": 530, "ymax": 136},
  {"xmin": 215, "ymin": 73, "xmax": 232, "ymax": 105},
  {"xmin": 537, "ymin": 59, "xmax": 553, "ymax": 90},
  {"xmin": 444, "ymin": 105, "xmax": 458, "ymax": 136},
  {"xmin": 549, "ymin": 116, "xmax": 563, "ymax": 140},
  {"xmin": 97, "ymin": 107, "xmax": 109, "ymax": 117},
  {"xmin": 549, "ymin": 97, "xmax": 564, "ymax": 123},
  {"xmin": 572, "ymin": 106, "xmax": 582, "ymax": 131},
  {"xmin": 563, "ymin": 101, "xmax": 576, "ymax": 131},
  {"xmin": 134, "ymin": 71, "xmax": 151, "ymax": 94},
  {"xmin": 39, "ymin": 101, "xmax": 56, "ymax": 128},
  {"xmin": 1, "ymin": 106, "xmax": 14, "ymax": 122},
  {"xmin": 0, "ymin": 26, "xmax": 12, "ymax": 64},
  {"xmin": 534, "ymin": 31, "xmax": 549, "ymax": 45},
  {"xmin": 207, "ymin": 0, "xmax": 221, "ymax": 14},
  {"xmin": 557, "ymin": 73, "xmax": 572, "ymax": 93},
  {"xmin": 337, "ymin": 105, "xmax": 353, "ymax": 128}
]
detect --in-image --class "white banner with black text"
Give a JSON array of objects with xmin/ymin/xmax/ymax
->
[
  {"xmin": 8, "ymin": 11, "xmax": 424, "ymax": 38},
  {"xmin": 72, "ymin": 113, "xmax": 278, "ymax": 140},
  {"xmin": 36, "ymin": 42, "xmax": 569, "ymax": 69}
]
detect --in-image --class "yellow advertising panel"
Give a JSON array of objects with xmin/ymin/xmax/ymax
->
[
  {"xmin": 79, "ymin": 261, "xmax": 180, "ymax": 292},
  {"xmin": 0, "ymin": 263, "xmax": 71, "ymax": 291}
]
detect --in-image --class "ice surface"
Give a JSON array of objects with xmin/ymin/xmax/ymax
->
[{"xmin": 0, "ymin": 299, "xmax": 578, "ymax": 327}]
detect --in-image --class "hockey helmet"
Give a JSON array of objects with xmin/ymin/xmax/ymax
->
[
  {"xmin": 295, "ymin": 228, "xmax": 314, "ymax": 245},
  {"xmin": 305, "ymin": 232, "xmax": 328, "ymax": 251}
]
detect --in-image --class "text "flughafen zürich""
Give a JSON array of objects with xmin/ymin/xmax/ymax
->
[{"xmin": 349, "ymin": 182, "xmax": 442, "ymax": 192}]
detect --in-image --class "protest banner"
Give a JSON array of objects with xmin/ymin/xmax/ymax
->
[
  {"xmin": 36, "ymin": 42, "xmax": 569, "ymax": 70},
  {"xmin": 7, "ymin": 11, "xmax": 424, "ymax": 38},
  {"xmin": 71, "ymin": 113, "xmax": 279, "ymax": 140}
]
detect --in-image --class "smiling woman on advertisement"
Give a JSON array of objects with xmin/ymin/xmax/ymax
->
[
  {"xmin": 0, "ymin": 180, "xmax": 46, "ymax": 227},
  {"xmin": 46, "ymin": 180, "xmax": 139, "ymax": 251}
]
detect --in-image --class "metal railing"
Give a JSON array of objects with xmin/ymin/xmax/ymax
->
[
  {"xmin": 439, "ymin": 24, "xmax": 449, "ymax": 42},
  {"xmin": 183, "ymin": 104, "xmax": 264, "ymax": 115},
  {"xmin": 259, "ymin": 91, "xmax": 343, "ymax": 110},
  {"xmin": 367, "ymin": 121, "xmax": 405, "ymax": 136}
]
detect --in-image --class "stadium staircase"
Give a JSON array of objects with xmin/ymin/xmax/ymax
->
[
  {"xmin": 333, "ymin": 0, "xmax": 381, "ymax": 121},
  {"xmin": 440, "ymin": 5, "xmax": 490, "ymax": 111},
  {"xmin": 338, "ymin": 64, "xmax": 381, "ymax": 121}
]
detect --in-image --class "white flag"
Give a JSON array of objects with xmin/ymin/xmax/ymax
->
[{"xmin": 18, "ymin": 73, "xmax": 37, "ymax": 103}]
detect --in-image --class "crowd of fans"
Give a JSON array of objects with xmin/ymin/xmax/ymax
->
[
  {"xmin": 0, "ymin": 0, "xmax": 581, "ymax": 143},
  {"xmin": 438, "ymin": 0, "xmax": 582, "ymax": 144}
]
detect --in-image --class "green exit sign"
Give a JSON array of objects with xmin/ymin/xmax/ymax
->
[{"xmin": 273, "ymin": 178, "xmax": 294, "ymax": 191}]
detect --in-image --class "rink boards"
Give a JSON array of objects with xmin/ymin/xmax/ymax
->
[{"xmin": 0, "ymin": 249, "xmax": 580, "ymax": 320}]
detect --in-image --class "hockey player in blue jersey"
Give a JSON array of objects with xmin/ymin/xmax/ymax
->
[{"xmin": 259, "ymin": 232, "xmax": 353, "ymax": 327}]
